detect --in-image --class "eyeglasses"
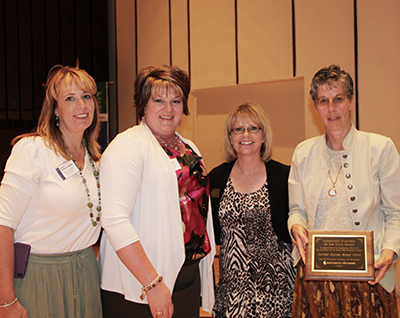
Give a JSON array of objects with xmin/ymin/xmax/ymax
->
[
  {"xmin": 315, "ymin": 95, "xmax": 348, "ymax": 107},
  {"xmin": 231, "ymin": 126, "xmax": 262, "ymax": 134}
]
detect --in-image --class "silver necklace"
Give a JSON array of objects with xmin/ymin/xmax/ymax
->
[
  {"xmin": 64, "ymin": 140, "xmax": 101, "ymax": 227},
  {"xmin": 328, "ymin": 165, "xmax": 342, "ymax": 197},
  {"xmin": 238, "ymin": 163, "xmax": 264, "ymax": 187}
]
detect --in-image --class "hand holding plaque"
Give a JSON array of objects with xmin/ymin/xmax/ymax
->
[{"xmin": 305, "ymin": 230, "xmax": 374, "ymax": 281}]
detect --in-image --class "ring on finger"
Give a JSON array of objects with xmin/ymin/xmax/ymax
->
[{"xmin": 155, "ymin": 311, "xmax": 163, "ymax": 314}]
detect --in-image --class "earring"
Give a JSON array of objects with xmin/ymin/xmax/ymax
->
[{"xmin": 55, "ymin": 116, "xmax": 59, "ymax": 127}]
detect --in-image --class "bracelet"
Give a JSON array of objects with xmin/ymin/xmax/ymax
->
[
  {"xmin": 0, "ymin": 297, "xmax": 18, "ymax": 308},
  {"xmin": 140, "ymin": 275, "xmax": 163, "ymax": 300}
]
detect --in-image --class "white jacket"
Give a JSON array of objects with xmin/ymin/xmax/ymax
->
[
  {"xmin": 99, "ymin": 122, "xmax": 215, "ymax": 311},
  {"xmin": 288, "ymin": 124, "xmax": 400, "ymax": 291}
]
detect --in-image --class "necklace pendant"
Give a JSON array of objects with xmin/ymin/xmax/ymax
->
[{"xmin": 328, "ymin": 188, "xmax": 336, "ymax": 197}]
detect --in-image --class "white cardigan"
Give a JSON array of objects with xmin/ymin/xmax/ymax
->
[{"xmin": 99, "ymin": 123, "xmax": 216, "ymax": 311}]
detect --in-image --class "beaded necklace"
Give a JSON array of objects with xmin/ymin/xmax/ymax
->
[
  {"xmin": 64, "ymin": 139, "xmax": 101, "ymax": 227},
  {"xmin": 152, "ymin": 131, "xmax": 182, "ymax": 151}
]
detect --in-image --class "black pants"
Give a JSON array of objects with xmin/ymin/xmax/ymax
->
[{"xmin": 102, "ymin": 259, "xmax": 201, "ymax": 318}]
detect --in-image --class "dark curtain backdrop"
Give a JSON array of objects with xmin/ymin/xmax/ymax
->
[{"xmin": 0, "ymin": 0, "xmax": 109, "ymax": 180}]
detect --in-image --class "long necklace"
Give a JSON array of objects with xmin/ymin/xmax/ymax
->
[
  {"xmin": 64, "ymin": 140, "xmax": 101, "ymax": 227},
  {"xmin": 328, "ymin": 165, "xmax": 342, "ymax": 197},
  {"xmin": 152, "ymin": 131, "xmax": 182, "ymax": 151}
]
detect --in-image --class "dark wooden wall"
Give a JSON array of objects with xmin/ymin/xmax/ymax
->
[{"xmin": 0, "ymin": 0, "xmax": 110, "ymax": 180}]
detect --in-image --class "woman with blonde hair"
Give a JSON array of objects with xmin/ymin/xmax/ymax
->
[
  {"xmin": 210, "ymin": 102, "xmax": 295, "ymax": 317},
  {"xmin": 0, "ymin": 65, "xmax": 102, "ymax": 318}
]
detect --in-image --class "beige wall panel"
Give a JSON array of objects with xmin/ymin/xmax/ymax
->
[
  {"xmin": 177, "ymin": 95, "xmax": 195, "ymax": 142},
  {"xmin": 171, "ymin": 0, "xmax": 189, "ymax": 71},
  {"xmin": 191, "ymin": 77, "xmax": 304, "ymax": 169},
  {"xmin": 193, "ymin": 115, "xmax": 226, "ymax": 170},
  {"xmin": 357, "ymin": 1, "xmax": 400, "ymax": 150},
  {"xmin": 137, "ymin": 0, "xmax": 170, "ymax": 70},
  {"xmin": 190, "ymin": 1, "xmax": 236, "ymax": 89},
  {"xmin": 295, "ymin": 1, "xmax": 355, "ymax": 140},
  {"xmin": 238, "ymin": 0, "xmax": 293, "ymax": 83},
  {"xmin": 357, "ymin": 3, "xmax": 400, "ymax": 296},
  {"xmin": 116, "ymin": 0, "xmax": 137, "ymax": 132}
]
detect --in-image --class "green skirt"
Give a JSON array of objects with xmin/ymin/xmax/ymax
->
[
  {"xmin": 14, "ymin": 247, "xmax": 102, "ymax": 318},
  {"xmin": 292, "ymin": 261, "xmax": 398, "ymax": 318}
]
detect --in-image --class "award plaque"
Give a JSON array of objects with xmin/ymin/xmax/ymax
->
[{"xmin": 305, "ymin": 230, "xmax": 374, "ymax": 281}]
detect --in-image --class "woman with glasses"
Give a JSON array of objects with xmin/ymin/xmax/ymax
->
[
  {"xmin": 209, "ymin": 102, "xmax": 295, "ymax": 317},
  {"xmin": 289, "ymin": 64, "xmax": 400, "ymax": 317}
]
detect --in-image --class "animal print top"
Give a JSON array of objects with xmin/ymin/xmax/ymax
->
[{"xmin": 213, "ymin": 178, "xmax": 295, "ymax": 318}]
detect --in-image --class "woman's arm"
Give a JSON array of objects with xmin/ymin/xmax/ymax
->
[
  {"xmin": 100, "ymin": 130, "xmax": 174, "ymax": 318},
  {"xmin": 378, "ymin": 140, "xmax": 400, "ymax": 261},
  {"xmin": 0, "ymin": 225, "xmax": 28, "ymax": 318},
  {"xmin": 288, "ymin": 148, "xmax": 310, "ymax": 263},
  {"xmin": 116, "ymin": 241, "xmax": 174, "ymax": 318}
]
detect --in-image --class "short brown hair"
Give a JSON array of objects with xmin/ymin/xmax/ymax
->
[
  {"xmin": 222, "ymin": 102, "xmax": 273, "ymax": 163},
  {"xmin": 134, "ymin": 65, "xmax": 191, "ymax": 120}
]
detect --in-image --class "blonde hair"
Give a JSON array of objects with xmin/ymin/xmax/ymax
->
[
  {"xmin": 222, "ymin": 102, "xmax": 273, "ymax": 163},
  {"xmin": 12, "ymin": 65, "xmax": 101, "ymax": 161}
]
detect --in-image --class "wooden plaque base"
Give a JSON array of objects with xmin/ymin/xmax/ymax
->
[{"xmin": 305, "ymin": 230, "xmax": 374, "ymax": 281}]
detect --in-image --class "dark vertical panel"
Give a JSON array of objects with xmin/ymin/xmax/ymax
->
[
  {"xmin": 31, "ymin": 0, "xmax": 47, "ymax": 120},
  {"xmin": 76, "ymin": 0, "xmax": 93, "ymax": 73},
  {"xmin": 135, "ymin": 0, "xmax": 138, "ymax": 77},
  {"xmin": 291, "ymin": 0, "xmax": 296, "ymax": 77},
  {"xmin": 46, "ymin": 0, "xmax": 60, "ymax": 69},
  {"xmin": 60, "ymin": 0, "xmax": 76, "ymax": 67},
  {"xmin": 353, "ymin": 0, "xmax": 359, "ymax": 129},
  {"xmin": 0, "ymin": 0, "xmax": 109, "ymax": 128},
  {"xmin": 19, "ymin": 0, "xmax": 33, "ymax": 120},
  {"xmin": 91, "ymin": 0, "xmax": 109, "ymax": 81},
  {"xmin": 234, "ymin": 0, "xmax": 238, "ymax": 84},
  {"xmin": 169, "ymin": 0, "xmax": 172, "ymax": 65},
  {"xmin": 187, "ymin": 0, "xmax": 191, "ymax": 79},
  {"xmin": 5, "ymin": 0, "xmax": 19, "ymax": 120},
  {"xmin": 0, "ymin": 0, "xmax": 6, "ymax": 120}
]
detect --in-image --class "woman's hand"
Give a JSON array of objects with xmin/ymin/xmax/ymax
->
[
  {"xmin": 368, "ymin": 249, "xmax": 395, "ymax": 285},
  {"xmin": 146, "ymin": 281, "xmax": 174, "ymax": 318},
  {"xmin": 0, "ymin": 226, "xmax": 28, "ymax": 317},
  {"xmin": 116, "ymin": 241, "xmax": 174, "ymax": 318},
  {"xmin": 291, "ymin": 224, "xmax": 308, "ymax": 263},
  {"xmin": 0, "ymin": 301, "xmax": 29, "ymax": 318}
]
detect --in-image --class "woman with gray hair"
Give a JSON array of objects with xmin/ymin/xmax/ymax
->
[
  {"xmin": 289, "ymin": 64, "xmax": 400, "ymax": 317},
  {"xmin": 210, "ymin": 102, "xmax": 295, "ymax": 317}
]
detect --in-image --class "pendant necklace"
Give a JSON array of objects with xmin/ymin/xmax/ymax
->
[
  {"xmin": 238, "ymin": 163, "xmax": 264, "ymax": 188},
  {"xmin": 328, "ymin": 164, "xmax": 342, "ymax": 197},
  {"xmin": 64, "ymin": 140, "xmax": 101, "ymax": 227}
]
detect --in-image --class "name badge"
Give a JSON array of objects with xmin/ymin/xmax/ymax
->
[
  {"xmin": 56, "ymin": 160, "xmax": 79, "ymax": 180},
  {"xmin": 171, "ymin": 158, "xmax": 182, "ymax": 172}
]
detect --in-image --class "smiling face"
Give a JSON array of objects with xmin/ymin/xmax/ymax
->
[
  {"xmin": 230, "ymin": 115, "xmax": 263, "ymax": 159},
  {"xmin": 54, "ymin": 78, "xmax": 95, "ymax": 139},
  {"xmin": 144, "ymin": 89, "xmax": 184, "ymax": 139},
  {"xmin": 314, "ymin": 82, "xmax": 354, "ymax": 136}
]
